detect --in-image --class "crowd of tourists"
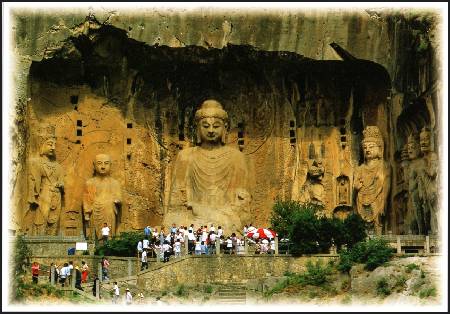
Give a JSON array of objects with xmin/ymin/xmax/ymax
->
[{"xmin": 137, "ymin": 223, "xmax": 276, "ymax": 269}]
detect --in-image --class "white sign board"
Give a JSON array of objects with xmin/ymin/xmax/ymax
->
[{"xmin": 75, "ymin": 242, "xmax": 88, "ymax": 251}]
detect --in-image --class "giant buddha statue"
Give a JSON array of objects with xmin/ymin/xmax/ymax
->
[
  {"xmin": 164, "ymin": 99, "xmax": 252, "ymax": 234},
  {"xmin": 353, "ymin": 126, "xmax": 391, "ymax": 235}
]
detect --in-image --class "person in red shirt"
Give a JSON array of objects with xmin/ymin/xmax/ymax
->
[{"xmin": 31, "ymin": 262, "xmax": 40, "ymax": 284}]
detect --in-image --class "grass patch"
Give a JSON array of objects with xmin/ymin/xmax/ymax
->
[
  {"xmin": 376, "ymin": 278, "xmax": 391, "ymax": 297},
  {"xmin": 263, "ymin": 278, "xmax": 289, "ymax": 297},
  {"xmin": 405, "ymin": 263, "xmax": 420, "ymax": 273},
  {"xmin": 394, "ymin": 275, "xmax": 407, "ymax": 292},
  {"xmin": 174, "ymin": 284, "xmax": 188, "ymax": 297},
  {"xmin": 203, "ymin": 285, "xmax": 213, "ymax": 294},
  {"xmin": 419, "ymin": 287, "xmax": 436, "ymax": 299}
]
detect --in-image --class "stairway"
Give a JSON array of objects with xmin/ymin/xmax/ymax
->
[{"xmin": 214, "ymin": 282, "xmax": 247, "ymax": 305}]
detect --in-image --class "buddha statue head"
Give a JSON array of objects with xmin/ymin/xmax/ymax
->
[
  {"xmin": 407, "ymin": 133, "xmax": 420, "ymax": 160},
  {"xmin": 94, "ymin": 154, "xmax": 112, "ymax": 176},
  {"xmin": 194, "ymin": 99, "xmax": 228, "ymax": 146},
  {"xmin": 38, "ymin": 124, "xmax": 56, "ymax": 158},
  {"xmin": 419, "ymin": 127, "xmax": 433, "ymax": 154},
  {"xmin": 361, "ymin": 126, "xmax": 384, "ymax": 162}
]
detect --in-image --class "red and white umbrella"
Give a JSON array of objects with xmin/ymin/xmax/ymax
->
[{"xmin": 246, "ymin": 228, "xmax": 277, "ymax": 240}]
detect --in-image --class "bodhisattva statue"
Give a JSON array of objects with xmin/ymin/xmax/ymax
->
[
  {"xmin": 299, "ymin": 159, "xmax": 325, "ymax": 211},
  {"xmin": 353, "ymin": 126, "xmax": 391, "ymax": 235},
  {"xmin": 406, "ymin": 133, "xmax": 425, "ymax": 234},
  {"xmin": 418, "ymin": 127, "xmax": 439, "ymax": 235},
  {"xmin": 82, "ymin": 154, "xmax": 122, "ymax": 240},
  {"xmin": 26, "ymin": 124, "xmax": 64, "ymax": 236},
  {"xmin": 165, "ymin": 99, "xmax": 252, "ymax": 234}
]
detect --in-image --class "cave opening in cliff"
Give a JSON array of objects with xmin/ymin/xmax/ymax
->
[{"xmin": 25, "ymin": 18, "xmax": 393, "ymax": 232}]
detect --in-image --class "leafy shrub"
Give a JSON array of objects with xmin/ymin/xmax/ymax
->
[
  {"xmin": 264, "ymin": 278, "xmax": 289, "ymax": 297},
  {"xmin": 289, "ymin": 260, "xmax": 333, "ymax": 287},
  {"xmin": 405, "ymin": 263, "xmax": 420, "ymax": 273},
  {"xmin": 174, "ymin": 284, "xmax": 187, "ymax": 297},
  {"xmin": 419, "ymin": 287, "xmax": 436, "ymax": 298},
  {"xmin": 203, "ymin": 285, "xmax": 213, "ymax": 294},
  {"xmin": 376, "ymin": 278, "xmax": 391, "ymax": 296},
  {"xmin": 95, "ymin": 231, "xmax": 143, "ymax": 257},
  {"xmin": 270, "ymin": 200, "xmax": 367, "ymax": 256},
  {"xmin": 338, "ymin": 237, "xmax": 394, "ymax": 272},
  {"xmin": 394, "ymin": 275, "xmax": 407, "ymax": 292}
]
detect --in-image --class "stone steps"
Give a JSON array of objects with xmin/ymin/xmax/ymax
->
[{"xmin": 214, "ymin": 283, "xmax": 246, "ymax": 305}]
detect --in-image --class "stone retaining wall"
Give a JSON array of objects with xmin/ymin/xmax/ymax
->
[{"xmin": 137, "ymin": 255, "xmax": 338, "ymax": 291}]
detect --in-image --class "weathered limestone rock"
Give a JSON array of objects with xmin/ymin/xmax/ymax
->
[
  {"xmin": 82, "ymin": 154, "xmax": 122, "ymax": 239},
  {"xmin": 24, "ymin": 124, "xmax": 65, "ymax": 235},
  {"xmin": 353, "ymin": 126, "xmax": 391, "ymax": 234},
  {"xmin": 164, "ymin": 100, "xmax": 253, "ymax": 234}
]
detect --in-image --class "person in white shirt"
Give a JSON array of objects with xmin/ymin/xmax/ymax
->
[
  {"xmin": 113, "ymin": 282, "xmax": 120, "ymax": 304},
  {"xmin": 101, "ymin": 222, "xmax": 111, "ymax": 243},
  {"xmin": 143, "ymin": 238, "xmax": 149, "ymax": 250},
  {"xmin": 125, "ymin": 288, "xmax": 133, "ymax": 305},
  {"xmin": 162, "ymin": 241, "xmax": 172, "ymax": 262},
  {"xmin": 137, "ymin": 240, "xmax": 143, "ymax": 257},
  {"xmin": 226, "ymin": 237, "xmax": 233, "ymax": 254},
  {"xmin": 243, "ymin": 224, "xmax": 248, "ymax": 235},
  {"xmin": 67, "ymin": 261, "xmax": 74, "ymax": 285},
  {"xmin": 141, "ymin": 249, "xmax": 148, "ymax": 270},
  {"xmin": 217, "ymin": 226, "xmax": 223, "ymax": 238},
  {"xmin": 270, "ymin": 240, "xmax": 275, "ymax": 254},
  {"xmin": 174, "ymin": 239, "xmax": 182, "ymax": 258},
  {"xmin": 210, "ymin": 224, "xmax": 216, "ymax": 233},
  {"xmin": 201, "ymin": 230, "xmax": 208, "ymax": 243},
  {"xmin": 247, "ymin": 223, "xmax": 256, "ymax": 232},
  {"xmin": 187, "ymin": 230, "xmax": 196, "ymax": 254}
]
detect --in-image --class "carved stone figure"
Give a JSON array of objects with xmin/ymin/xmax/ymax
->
[
  {"xmin": 337, "ymin": 175, "xmax": 350, "ymax": 206},
  {"xmin": 418, "ymin": 127, "xmax": 439, "ymax": 235},
  {"xmin": 406, "ymin": 133, "xmax": 425, "ymax": 234},
  {"xmin": 353, "ymin": 126, "xmax": 391, "ymax": 235},
  {"xmin": 26, "ymin": 124, "xmax": 64, "ymax": 236},
  {"xmin": 165, "ymin": 99, "xmax": 252, "ymax": 233},
  {"xmin": 299, "ymin": 159, "xmax": 325, "ymax": 209},
  {"xmin": 82, "ymin": 154, "xmax": 122, "ymax": 240}
]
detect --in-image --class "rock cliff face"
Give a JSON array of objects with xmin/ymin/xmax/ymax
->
[{"xmin": 8, "ymin": 7, "xmax": 442, "ymax": 236}]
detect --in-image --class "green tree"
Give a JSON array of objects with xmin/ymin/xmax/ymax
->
[
  {"xmin": 95, "ymin": 231, "xmax": 143, "ymax": 257},
  {"xmin": 12, "ymin": 234, "xmax": 33, "ymax": 301},
  {"xmin": 270, "ymin": 200, "xmax": 367, "ymax": 256}
]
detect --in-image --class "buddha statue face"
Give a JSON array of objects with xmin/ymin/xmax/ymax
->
[
  {"xmin": 362, "ymin": 141, "xmax": 381, "ymax": 161},
  {"xmin": 40, "ymin": 138, "xmax": 56, "ymax": 158},
  {"xmin": 419, "ymin": 130, "xmax": 432, "ymax": 154},
  {"xmin": 198, "ymin": 117, "xmax": 226, "ymax": 144},
  {"xmin": 94, "ymin": 154, "xmax": 111, "ymax": 176}
]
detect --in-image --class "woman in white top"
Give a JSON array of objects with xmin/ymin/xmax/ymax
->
[
  {"xmin": 226, "ymin": 237, "xmax": 233, "ymax": 254},
  {"xmin": 125, "ymin": 288, "xmax": 132, "ymax": 305},
  {"xmin": 174, "ymin": 239, "xmax": 182, "ymax": 258}
]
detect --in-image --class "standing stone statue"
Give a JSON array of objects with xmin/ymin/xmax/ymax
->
[
  {"xmin": 406, "ymin": 133, "xmax": 425, "ymax": 234},
  {"xmin": 82, "ymin": 154, "xmax": 122, "ymax": 240},
  {"xmin": 299, "ymin": 159, "xmax": 325, "ymax": 211},
  {"xmin": 26, "ymin": 124, "xmax": 64, "ymax": 236},
  {"xmin": 353, "ymin": 126, "xmax": 391, "ymax": 235},
  {"xmin": 417, "ymin": 127, "xmax": 439, "ymax": 235},
  {"xmin": 165, "ymin": 99, "xmax": 252, "ymax": 234}
]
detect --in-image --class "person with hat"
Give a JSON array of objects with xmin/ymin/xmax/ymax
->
[{"xmin": 125, "ymin": 288, "xmax": 133, "ymax": 305}]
